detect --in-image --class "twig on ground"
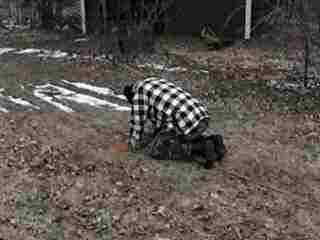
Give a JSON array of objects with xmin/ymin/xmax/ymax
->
[{"xmin": 232, "ymin": 225, "xmax": 242, "ymax": 240}]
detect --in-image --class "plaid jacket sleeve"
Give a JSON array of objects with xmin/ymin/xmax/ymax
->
[{"xmin": 129, "ymin": 87, "xmax": 148, "ymax": 149}]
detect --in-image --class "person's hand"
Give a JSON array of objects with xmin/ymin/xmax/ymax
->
[
  {"xmin": 128, "ymin": 141, "xmax": 142, "ymax": 152},
  {"xmin": 110, "ymin": 143, "xmax": 129, "ymax": 153}
]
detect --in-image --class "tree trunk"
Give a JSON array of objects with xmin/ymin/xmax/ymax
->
[
  {"xmin": 80, "ymin": 0, "xmax": 86, "ymax": 34},
  {"xmin": 39, "ymin": 0, "xmax": 54, "ymax": 29},
  {"xmin": 245, "ymin": 0, "xmax": 252, "ymax": 39}
]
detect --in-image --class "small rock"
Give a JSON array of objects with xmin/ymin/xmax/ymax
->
[
  {"xmin": 296, "ymin": 209, "xmax": 313, "ymax": 227},
  {"xmin": 180, "ymin": 198, "xmax": 192, "ymax": 208},
  {"xmin": 192, "ymin": 203, "xmax": 205, "ymax": 211},
  {"xmin": 30, "ymin": 156, "xmax": 43, "ymax": 167},
  {"xmin": 116, "ymin": 181, "xmax": 123, "ymax": 186},
  {"xmin": 154, "ymin": 234, "xmax": 170, "ymax": 240}
]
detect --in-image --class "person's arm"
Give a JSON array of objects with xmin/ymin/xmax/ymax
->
[{"xmin": 129, "ymin": 89, "xmax": 148, "ymax": 151}]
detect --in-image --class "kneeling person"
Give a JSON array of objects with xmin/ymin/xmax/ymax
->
[{"xmin": 124, "ymin": 78, "xmax": 226, "ymax": 169}]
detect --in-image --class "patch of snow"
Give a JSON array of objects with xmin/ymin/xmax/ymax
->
[
  {"xmin": 74, "ymin": 38, "xmax": 89, "ymax": 42},
  {"xmin": 269, "ymin": 80, "xmax": 301, "ymax": 90},
  {"xmin": 36, "ymin": 84, "xmax": 130, "ymax": 111},
  {"xmin": 54, "ymin": 85, "xmax": 130, "ymax": 110},
  {"xmin": 268, "ymin": 79, "xmax": 311, "ymax": 95},
  {"xmin": 5, "ymin": 24, "xmax": 29, "ymax": 30},
  {"xmin": 62, "ymin": 80, "xmax": 113, "ymax": 94},
  {"xmin": 116, "ymin": 95, "xmax": 128, "ymax": 101},
  {"xmin": 13, "ymin": 48, "xmax": 69, "ymax": 59},
  {"xmin": 15, "ymin": 25, "xmax": 30, "ymax": 30},
  {"xmin": 61, "ymin": 93, "xmax": 130, "ymax": 111},
  {"xmin": 5, "ymin": 95, "xmax": 40, "ymax": 109},
  {"xmin": 138, "ymin": 63, "xmax": 188, "ymax": 72},
  {"xmin": 113, "ymin": 105, "xmax": 131, "ymax": 111},
  {"xmin": 199, "ymin": 70, "xmax": 209, "ymax": 74},
  {"xmin": 94, "ymin": 55, "xmax": 107, "ymax": 61},
  {"xmin": 0, "ymin": 89, "xmax": 4, "ymax": 93},
  {"xmin": 51, "ymin": 50, "xmax": 68, "ymax": 58},
  {"xmin": 59, "ymin": 93, "xmax": 106, "ymax": 106},
  {"xmin": 61, "ymin": 80, "xmax": 127, "ymax": 100},
  {"xmin": 16, "ymin": 48, "xmax": 42, "ymax": 54},
  {"xmin": 145, "ymin": 77, "xmax": 161, "ymax": 81},
  {"xmin": 38, "ymin": 50, "xmax": 68, "ymax": 58},
  {"xmin": 34, "ymin": 85, "xmax": 74, "ymax": 113},
  {"xmin": 138, "ymin": 63, "xmax": 163, "ymax": 70},
  {"xmin": 269, "ymin": 80, "xmax": 278, "ymax": 87},
  {"xmin": 37, "ymin": 49, "xmax": 51, "ymax": 58},
  {"xmin": 0, "ymin": 106, "xmax": 9, "ymax": 113},
  {"xmin": 107, "ymin": 54, "xmax": 114, "ymax": 60},
  {"xmin": 70, "ymin": 53, "xmax": 78, "ymax": 59},
  {"xmin": 1, "ymin": 47, "xmax": 106, "ymax": 62},
  {"xmin": 82, "ymin": 55, "xmax": 92, "ymax": 59},
  {"xmin": 0, "ymin": 48, "xmax": 16, "ymax": 55},
  {"xmin": 190, "ymin": 69, "xmax": 209, "ymax": 75},
  {"xmin": 167, "ymin": 67, "xmax": 188, "ymax": 72}
]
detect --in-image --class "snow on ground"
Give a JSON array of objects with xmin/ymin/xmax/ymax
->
[
  {"xmin": 38, "ymin": 50, "xmax": 69, "ymax": 58},
  {"xmin": 15, "ymin": 48, "xmax": 69, "ymax": 58},
  {"xmin": 0, "ymin": 48, "xmax": 15, "ymax": 55},
  {"xmin": 4, "ymin": 22, "xmax": 29, "ymax": 30},
  {"xmin": 199, "ymin": 70, "xmax": 209, "ymax": 74},
  {"xmin": 7, "ymin": 96, "xmax": 40, "ymax": 109},
  {"xmin": 0, "ymin": 47, "xmax": 70, "ymax": 59},
  {"xmin": 269, "ymin": 77, "xmax": 320, "ymax": 94},
  {"xmin": 74, "ymin": 38, "xmax": 89, "ymax": 42},
  {"xmin": 137, "ymin": 63, "xmax": 210, "ymax": 75},
  {"xmin": 137, "ymin": 63, "xmax": 188, "ymax": 72},
  {"xmin": 0, "ymin": 47, "xmax": 97, "ymax": 60},
  {"xmin": 0, "ymin": 48, "xmax": 197, "ymax": 72},
  {"xmin": 34, "ymin": 86, "xmax": 74, "ymax": 113},
  {"xmin": 0, "ymin": 94, "xmax": 40, "ymax": 109},
  {"xmin": 1, "ymin": 79, "xmax": 131, "ymax": 113},
  {"xmin": 15, "ymin": 49, "xmax": 42, "ymax": 54},
  {"xmin": 0, "ymin": 107, "xmax": 9, "ymax": 113},
  {"xmin": 34, "ymin": 83, "xmax": 130, "ymax": 112},
  {"xmin": 62, "ymin": 80, "xmax": 127, "ymax": 100}
]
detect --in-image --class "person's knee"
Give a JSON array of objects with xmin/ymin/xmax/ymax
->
[{"xmin": 145, "ymin": 131, "xmax": 192, "ymax": 160}]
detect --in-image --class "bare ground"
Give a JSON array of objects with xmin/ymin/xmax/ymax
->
[{"xmin": 0, "ymin": 106, "xmax": 319, "ymax": 240}]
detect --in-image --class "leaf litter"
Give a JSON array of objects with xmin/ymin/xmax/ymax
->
[{"xmin": 0, "ymin": 104, "xmax": 319, "ymax": 240}]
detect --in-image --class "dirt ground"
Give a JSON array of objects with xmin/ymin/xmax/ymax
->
[
  {"xmin": 0, "ymin": 28, "xmax": 319, "ymax": 240},
  {"xmin": 0, "ymin": 109, "xmax": 319, "ymax": 240}
]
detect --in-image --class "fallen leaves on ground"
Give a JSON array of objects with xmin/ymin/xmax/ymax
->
[{"xmin": 0, "ymin": 109, "xmax": 319, "ymax": 240}]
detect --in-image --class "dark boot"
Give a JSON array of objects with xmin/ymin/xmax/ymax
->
[
  {"xmin": 209, "ymin": 134, "xmax": 227, "ymax": 161},
  {"xmin": 191, "ymin": 137, "xmax": 218, "ymax": 169}
]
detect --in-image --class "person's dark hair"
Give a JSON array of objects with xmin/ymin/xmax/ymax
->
[{"xmin": 123, "ymin": 84, "xmax": 134, "ymax": 104}]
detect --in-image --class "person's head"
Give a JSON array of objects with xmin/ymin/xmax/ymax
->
[{"xmin": 123, "ymin": 84, "xmax": 134, "ymax": 104}]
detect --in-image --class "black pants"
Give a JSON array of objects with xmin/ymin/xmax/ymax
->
[{"xmin": 144, "ymin": 119, "xmax": 211, "ymax": 160}]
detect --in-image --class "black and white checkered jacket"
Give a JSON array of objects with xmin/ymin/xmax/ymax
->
[{"xmin": 129, "ymin": 77, "xmax": 209, "ymax": 148}]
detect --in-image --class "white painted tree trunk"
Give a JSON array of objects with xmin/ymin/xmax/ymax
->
[
  {"xmin": 80, "ymin": 0, "xmax": 86, "ymax": 34},
  {"xmin": 245, "ymin": 0, "xmax": 252, "ymax": 39}
]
